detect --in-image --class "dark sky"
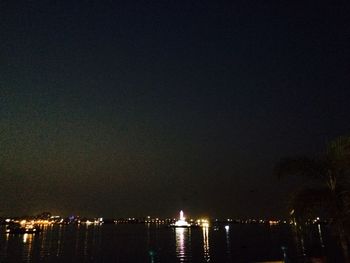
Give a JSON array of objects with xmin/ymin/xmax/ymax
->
[{"xmin": 0, "ymin": 1, "xmax": 349, "ymax": 218}]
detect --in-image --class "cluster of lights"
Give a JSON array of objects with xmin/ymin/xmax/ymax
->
[
  {"xmin": 4, "ymin": 212, "xmax": 317, "ymax": 229},
  {"xmin": 6, "ymin": 220, "xmax": 38, "ymax": 234},
  {"xmin": 143, "ymin": 217, "xmax": 170, "ymax": 224},
  {"xmin": 4, "ymin": 215, "xmax": 105, "ymax": 227},
  {"xmin": 79, "ymin": 218, "xmax": 103, "ymax": 225}
]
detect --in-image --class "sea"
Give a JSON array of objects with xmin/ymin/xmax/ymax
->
[{"xmin": 0, "ymin": 223, "xmax": 344, "ymax": 262}]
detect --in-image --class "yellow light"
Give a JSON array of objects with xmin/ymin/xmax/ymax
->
[
  {"xmin": 198, "ymin": 218, "xmax": 209, "ymax": 227},
  {"xmin": 269, "ymin": 220, "xmax": 279, "ymax": 225}
]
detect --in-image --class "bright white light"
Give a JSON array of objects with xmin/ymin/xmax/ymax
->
[
  {"xmin": 174, "ymin": 219, "xmax": 190, "ymax": 227},
  {"xmin": 173, "ymin": 210, "xmax": 190, "ymax": 227},
  {"xmin": 180, "ymin": 210, "xmax": 185, "ymax": 221},
  {"xmin": 225, "ymin": 225, "xmax": 230, "ymax": 231}
]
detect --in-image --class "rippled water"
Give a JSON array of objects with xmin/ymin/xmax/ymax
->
[{"xmin": 0, "ymin": 224, "xmax": 341, "ymax": 262}]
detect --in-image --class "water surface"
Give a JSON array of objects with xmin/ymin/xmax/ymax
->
[{"xmin": 0, "ymin": 223, "xmax": 340, "ymax": 262}]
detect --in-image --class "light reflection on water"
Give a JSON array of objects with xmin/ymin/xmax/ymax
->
[
  {"xmin": 225, "ymin": 226, "xmax": 232, "ymax": 262},
  {"xmin": 175, "ymin": 226, "xmax": 212, "ymax": 262},
  {"xmin": 56, "ymin": 225, "xmax": 63, "ymax": 257},
  {"xmin": 175, "ymin": 228, "xmax": 187, "ymax": 262},
  {"xmin": 41, "ymin": 224, "xmax": 53, "ymax": 259},
  {"xmin": 318, "ymin": 224, "xmax": 325, "ymax": 248},
  {"xmin": 0, "ymin": 224, "xmax": 331, "ymax": 262},
  {"xmin": 22, "ymin": 233, "xmax": 33, "ymax": 263},
  {"xmin": 202, "ymin": 226, "xmax": 210, "ymax": 262},
  {"xmin": 83, "ymin": 225, "xmax": 89, "ymax": 258}
]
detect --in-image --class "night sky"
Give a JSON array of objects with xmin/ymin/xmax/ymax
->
[{"xmin": 1, "ymin": 1, "xmax": 349, "ymax": 218}]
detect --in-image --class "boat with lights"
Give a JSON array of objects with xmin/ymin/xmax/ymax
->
[{"xmin": 170, "ymin": 210, "xmax": 193, "ymax": 228}]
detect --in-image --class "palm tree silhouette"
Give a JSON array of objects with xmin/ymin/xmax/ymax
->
[{"xmin": 275, "ymin": 136, "xmax": 350, "ymax": 261}]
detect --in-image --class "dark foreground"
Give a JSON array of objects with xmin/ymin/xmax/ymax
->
[{"xmin": 0, "ymin": 223, "xmax": 344, "ymax": 262}]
